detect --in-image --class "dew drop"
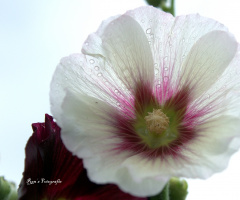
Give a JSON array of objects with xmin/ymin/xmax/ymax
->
[
  {"xmin": 85, "ymin": 42, "xmax": 89, "ymax": 46},
  {"xmin": 117, "ymin": 102, "xmax": 121, "ymax": 106},
  {"xmin": 97, "ymin": 73, "xmax": 102, "ymax": 77},
  {"xmin": 164, "ymin": 67, "xmax": 168, "ymax": 71},
  {"xmin": 146, "ymin": 28, "xmax": 152, "ymax": 34},
  {"xmin": 141, "ymin": 19, "xmax": 145, "ymax": 23},
  {"xmin": 90, "ymin": 59, "xmax": 95, "ymax": 64},
  {"xmin": 94, "ymin": 66, "xmax": 99, "ymax": 70},
  {"xmin": 155, "ymin": 68, "xmax": 159, "ymax": 75},
  {"xmin": 154, "ymin": 63, "xmax": 158, "ymax": 67},
  {"xmin": 157, "ymin": 84, "xmax": 161, "ymax": 88},
  {"xmin": 164, "ymin": 76, "xmax": 169, "ymax": 82},
  {"xmin": 114, "ymin": 89, "xmax": 119, "ymax": 93}
]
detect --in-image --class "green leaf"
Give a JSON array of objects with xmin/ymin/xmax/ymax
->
[
  {"xmin": 145, "ymin": 0, "xmax": 161, "ymax": 7},
  {"xmin": 0, "ymin": 177, "xmax": 17, "ymax": 200},
  {"xmin": 145, "ymin": 0, "xmax": 175, "ymax": 16}
]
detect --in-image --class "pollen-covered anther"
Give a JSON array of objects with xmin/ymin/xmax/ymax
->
[{"xmin": 144, "ymin": 109, "xmax": 170, "ymax": 134}]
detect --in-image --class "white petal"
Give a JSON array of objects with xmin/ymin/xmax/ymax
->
[
  {"xmin": 119, "ymin": 115, "xmax": 240, "ymax": 180},
  {"xmin": 175, "ymin": 115, "xmax": 240, "ymax": 179},
  {"xmin": 50, "ymin": 54, "xmax": 133, "ymax": 126},
  {"xmin": 82, "ymin": 15, "xmax": 120, "ymax": 54},
  {"xmin": 60, "ymin": 91, "xmax": 169, "ymax": 197},
  {"xmin": 82, "ymin": 13, "xmax": 154, "ymax": 89},
  {"xmin": 196, "ymin": 45, "xmax": 240, "ymax": 119},
  {"xmin": 125, "ymin": 7, "xmax": 229, "ymax": 93},
  {"xmin": 115, "ymin": 167, "xmax": 169, "ymax": 197},
  {"xmin": 180, "ymin": 30, "xmax": 237, "ymax": 99}
]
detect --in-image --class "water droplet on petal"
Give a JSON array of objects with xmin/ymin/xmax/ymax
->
[
  {"xmin": 97, "ymin": 73, "xmax": 102, "ymax": 77},
  {"xmin": 157, "ymin": 84, "xmax": 161, "ymax": 88},
  {"xmin": 154, "ymin": 63, "xmax": 158, "ymax": 67},
  {"xmin": 155, "ymin": 68, "xmax": 159, "ymax": 75},
  {"xmin": 164, "ymin": 67, "xmax": 168, "ymax": 71},
  {"xmin": 114, "ymin": 89, "xmax": 119, "ymax": 93},
  {"xmin": 94, "ymin": 66, "xmax": 99, "ymax": 70},
  {"xmin": 146, "ymin": 28, "xmax": 151, "ymax": 34},
  {"xmin": 85, "ymin": 42, "xmax": 89, "ymax": 46},
  {"xmin": 90, "ymin": 59, "xmax": 95, "ymax": 64},
  {"xmin": 164, "ymin": 56, "xmax": 168, "ymax": 61},
  {"xmin": 141, "ymin": 19, "xmax": 145, "ymax": 23},
  {"xmin": 164, "ymin": 76, "xmax": 169, "ymax": 82}
]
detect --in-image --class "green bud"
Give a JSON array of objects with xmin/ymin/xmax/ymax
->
[
  {"xmin": 149, "ymin": 177, "xmax": 188, "ymax": 200},
  {"xmin": 169, "ymin": 177, "xmax": 188, "ymax": 200},
  {"xmin": 0, "ymin": 177, "xmax": 17, "ymax": 200}
]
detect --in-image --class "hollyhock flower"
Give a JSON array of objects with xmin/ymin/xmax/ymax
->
[
  {"xmin": 18, "ymin": 114, "xmax": 144, "ymax": 200},
  {"xmin": 50, "ymin": 6, "xmax": 240, "ymax": 197}
]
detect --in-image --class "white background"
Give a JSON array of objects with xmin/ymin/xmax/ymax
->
[{"xmin": 1, "ymin": 0, "xmax": 240, "ymax": 199}]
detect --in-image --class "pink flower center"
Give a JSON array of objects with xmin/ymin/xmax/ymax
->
[{"xmin": 110, "ymin": 82, "xmax": 200, "ymax": 159}]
